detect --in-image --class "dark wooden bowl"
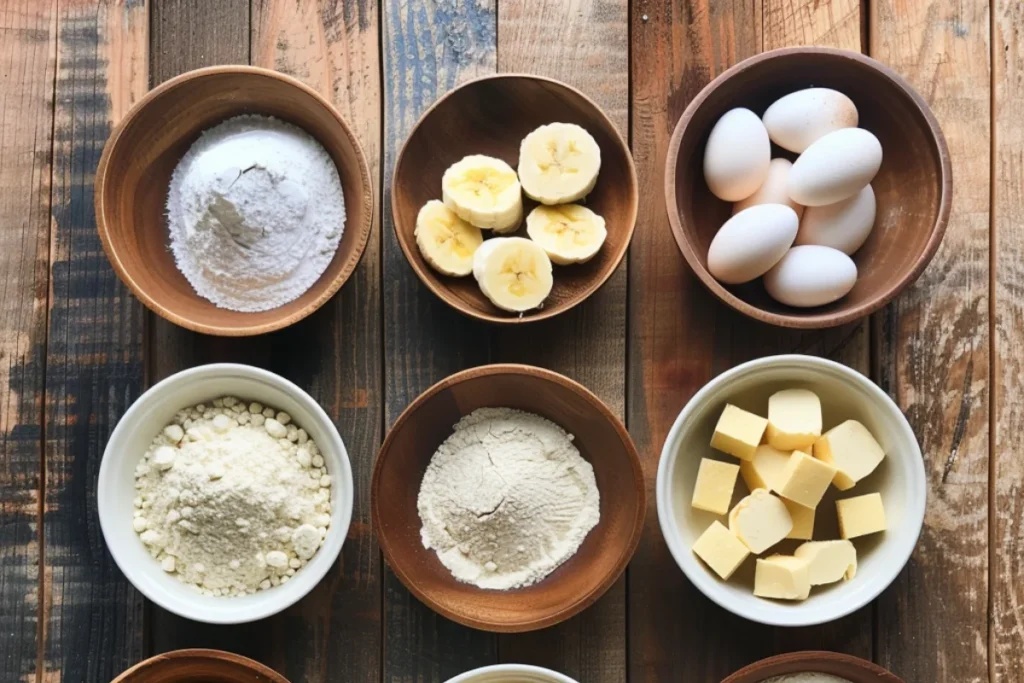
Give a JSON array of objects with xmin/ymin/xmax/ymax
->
[
  {"xmin": 95, "ymin": 66, "xmax": 373, "ymax": 336},
  {"xmin": 372, "ymin": 364, "xmax": 645, "ymax": 632},
  {"xmin": 392, "ymin": 74, "xmax": 637, "ymax": 324},
  {"xmin": 112, "ymin": 649, "xmax": 289, "ymax": 683},
  {"xmin": 722, "ymin": 651, "xmax": 904, "ymax": 683},
  {"xmin": 665, "ymin": 47, "xmax": 951, "ymax": 328}
]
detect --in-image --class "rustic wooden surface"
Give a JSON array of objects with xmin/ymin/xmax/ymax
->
[{"xmin": 0, "ymin": 0, "xmax": 1016, "ymax": 681}]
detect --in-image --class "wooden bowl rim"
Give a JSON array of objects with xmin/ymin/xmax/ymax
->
[
  {"xmin": 664, "ymin": 46, "xmax": 953, "ymax": 329},
  {"xmin": 94, "ymin": 64, "xmax": 374, "ymax": 337},
  {"xmin": 391, "ymin": 72, "xmax": 639, "ymax": 325},
  {"xmin": 111, "ymin": 648, "xmax": 290, "ymax": 683},
  {"xmin": 371, "ymin": 363, "xmax": 646, "ymax": 632},
  {"xmin": 721, "ymin": 650, "xmax": 905, "ymax": 683}
]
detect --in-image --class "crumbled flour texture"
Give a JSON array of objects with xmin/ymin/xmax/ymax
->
[
  {"xmin": 763, "ymin": 675, "xmax": 853, "ymax": 683},
  {"xmin": 166, "ymin": 115, "xmax": 345, "ymax": 312},
  {"xmin": 133, "ymin": 397, "xmax": 332, "ymax": 596},
  {"xmin": 417, "ymin": 407, "xmax": 600, "ymax": 590}
]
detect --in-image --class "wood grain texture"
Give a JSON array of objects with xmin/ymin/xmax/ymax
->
[
  {"xmin": 0, "ymin": 1, "xmax": 56, "ymax": 680},
  {"xmin": 870, "ymin": 1, "xmax": 991, "ymax": 682},
  {"xmin": 992, "ymin": 0, "xmax": 1023, "ymax": 679},
  {"xmin": 494, "ymin": 1, "xmax": 628, "ymax": 679},
  {"xmin": 760, "ymin": 0, "xmax": 861, "ymax": 50},
  {"xmin": 381, "ymin": 0, "xmax": 498, "ymax": 679},
  {"xmin": 42, "ymin": 1, "xmax": 148, "ymax": 680},
  {"xmin": 250, "ymin": 1, "xmax": 383, "ymax": 681}
]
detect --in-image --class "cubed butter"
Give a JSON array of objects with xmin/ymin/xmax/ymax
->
[
  {"xmin": 836, "ymin": 493, "xmax": 887, "ymax": 539},
  {"xmin": 754, "ymin": 554, "xmax": 811, "ymax": 600},
  {"xmin": 728, "ymin": 488, "xmax": 792, "ymax": 554},
  {"xmin": 777, "ymin": 450, "xmax": 837, "ymax": 509},
  {"xmin": 710, "ymin": 404, "xmax": 768, "ymax": 461},
  {"xmin": 766, "ymin": 389, "xmax": 822, "ymax": 451},
  {"xmin": 783, "ymin": 498, "xmax": 815, "ymax": 540},
  {"xmin": 794, "ymin": 540, "xmax": 857, "ymax": 585},
  {"xmin": 691, "ymin": 458, "xmax": 740, "ymax": 515},
  {"xmin": 692, "ymin": 520, "xmax": 750, "ymax": 580},
  {"xmin": 814, "ymin": 420, "xmax": 885, "ymax": 490},
  {"xmin": 739, "ymin": 444, "xmax": 791, "ymax": 492}
]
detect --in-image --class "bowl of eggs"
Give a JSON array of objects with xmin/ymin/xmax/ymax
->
[{"xmin": 665, "ymin": 47, "xmax": 951, "ymax": 328}]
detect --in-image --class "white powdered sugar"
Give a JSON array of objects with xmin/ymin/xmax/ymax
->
[
  {"xmin": 763, "ymin": 675, "xmax": 853, "ymax": 683},
  {"xmin": 132, "ymin": 397, "xmax": 332, "ymax": 596},
  {"xmin": 167, "ymin": 115, "xmax": 345, "ymax": 312},
  {"xmin": 417, "ymin": 407, "xmax": 600, "ymax": 590}
]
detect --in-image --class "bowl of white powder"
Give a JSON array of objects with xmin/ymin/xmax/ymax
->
[
  {"xmin": 722, "ymin": 651, "xmax": 904, "ymax": 682},
  {"xmin": 98, "ymin": 363, "xmax": 354, "ymax": 624},
  {"xmin": 444, "ymin": 664, "xmax": 579, "ymax": 683},
  {"xmin": 373, "ymin": 364, "xmax": 645, "ymax": 632},
  {"xmin": 95, "ymin": 65, "xmax": 373, "ymax": 336}
]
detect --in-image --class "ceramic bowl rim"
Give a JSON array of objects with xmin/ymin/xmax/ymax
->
[
  {"xmin": 721, "ymin": 650, "xmax": 905, "ymax": 682},
  {"xmin": 444, "ymin": 663, "xmax": 580, "ymax": 683},
  {"xmin": 111, "ymin": 648, "xmax": 290, "ymax": 683}
]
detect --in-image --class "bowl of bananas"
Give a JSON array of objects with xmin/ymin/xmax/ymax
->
[{"xmin": 392, "ymin": 74, "xmax": 638, "ymax": 323}]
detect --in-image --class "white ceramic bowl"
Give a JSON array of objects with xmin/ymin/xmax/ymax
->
[
  {"xmin": 656, "ymin": 354, "xmax": 926, "ymax": 626},
  {"xmin": 445, "ymin": 664, "xmax": 578, "ymax": 683},
  {"xmin": 97, "ymin": 363, "xmax": 354, "ymax": 624}
]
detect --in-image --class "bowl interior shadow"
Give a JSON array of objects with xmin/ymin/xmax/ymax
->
[
  {"xmin": 99, "ymin": 70, "xmax": 369, "ymax": 333},
  {"xmin": 393, "ymin": 76, "xmax": 636, "ymax": 322},
  {"xmin": 672, "ymin": 51, "xmax": 944, "ymax": 323},
  {"xmin": 375, "ymin": 370, "xmax": 642, "ymax": 630}
]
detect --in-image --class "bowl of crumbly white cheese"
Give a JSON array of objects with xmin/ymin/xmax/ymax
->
[
  {"xmin": 98, "ymin": 363, "xmax": 353, "ymax": 624},
  {"xmin": 722, "ymin": 651, "xmax": 904, "ymax": 683}
]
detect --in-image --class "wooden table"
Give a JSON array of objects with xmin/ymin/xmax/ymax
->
[{"xmin": 1, "ymin": 0, "xmax": 1016, "ymax": 681}]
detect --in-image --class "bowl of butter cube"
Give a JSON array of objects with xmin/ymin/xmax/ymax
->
[{"xmin": 656, "ymin": 354, "xmax": 925, "ymax": 626}]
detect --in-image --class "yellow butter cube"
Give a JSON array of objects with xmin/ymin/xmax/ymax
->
[
  {"xmin": 739, "ymin": 444, "xmax": 791, "ymax": 492},
  {"xmin": 766, "ymin": 389, "xmax": 822, "ymax": 451},
  {"xmin": 783, "ymin": 498, "xmax": 815, "ymax": 540},
  {"xmin": 692, "ymin": 520, "xmax": 750, "ymax": 580},
  {"xmin": 754, "ymin": 554, "xmax": 811, "ymax": 600},
  {"xmin": 836, "ymin": 493, "xmax": 886, "ymax": 539},
  {"xmin": 691, "ymin": 458, "xmax": 740, "ymax": 515},
  {"xmin": 777, "ymin": 450, "xmax": 837, "ymax": 509},
  {"xmin": 814, "ymin": 420, "xmax": 885, "ymax": 490},
  {"xmin": 710, "ymin": 404, "xmax": 768, "ymax": 461},
  {"xmin": 794, "ymin": 540, "xmax": 857, "ymax": 585},
  {"xmin": 728, "ymin": 488, "xmax": 792, "ymax": 554}
]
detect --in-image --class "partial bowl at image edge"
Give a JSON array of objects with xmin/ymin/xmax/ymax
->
[{"xmin": 721, "ymin": 650, "xmax": 905, "ymax": 683}]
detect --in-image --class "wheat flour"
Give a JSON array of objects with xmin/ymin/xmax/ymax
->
[
  {"xmin": 417, "ymin": 407, "xmax": 600, "ymax": 590},
  {"xmin": 166, "ymin": 115, "xmax": 345, "ymax": 312},
  {"xmin": 132, "ymin": 396, "xmax": 332, "ymax": 596},
  {"xmin": 763, "ymin": 675, "xmax": 853, "ymax": 683}
]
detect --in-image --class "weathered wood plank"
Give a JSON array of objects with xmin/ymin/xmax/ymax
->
[
  {"xmin": 0, "ymin": 1, "xmax": 56, "ymax": 680},
  {"xmin": 992, "ymin": 0, "xmax": 1022, "ymax": 680},
  {"xmin": 869, "ymin": 1, "xmax": 991, "ymax": 681},
  {"xmin": 42, "ymin": 1, "xmax": 148, "ymax": 679},
  {"xmin": 494, "ymin": 1, "xmax": 628, "ymax": 679},
  {"xmin": 381, "ymin": 0, "xmax": 498, "ymax": 679},
  {"xmin": 760, "ymin": 0, "xmax": 861, "ymax": 50},
  {"xmin": 250, "ymin": 1, "xmax": 383, "ymax": 681}
]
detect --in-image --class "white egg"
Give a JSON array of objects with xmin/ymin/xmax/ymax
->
[
  {"xmin": 796, "ymin": 185, "xmax": 876, "ymax": 255},
  {"xmin": 762, "ymin": 88, "xmax": 859, "ymax": 153},
  {"xmin": 788, "ymin": 128, "xmax": 882, "ymax": 206},
  {"xmin": 703, "ymin": 108, "xmax": 771, "ymax": 202},
  {"xmin": 708, "ymin": 204, "xmax": 799, "ymax": 285},
  {"xmin": 763, "ymin": 245, "xmax": 857, "ymax": 307},
  {"xmin": 732, "ymin": 158, "xmax": 804, "ymax": 218}
]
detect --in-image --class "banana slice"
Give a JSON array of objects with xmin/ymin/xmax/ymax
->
[
  {"xmin": 518, "ymin": 122, "xmax": 601, "ymax": 205},
  {"xmin": 414, "ymin": 200, "xmax": 483, "ymax": 276},
  {"xmin": 525, "ymin": 204, "xmax": 607, "ymax": 265},
  {"xmin": 441, "ymin": 155, "xmax": 523, "ymax": 232},
  {"xmin": 473, "ymin": 237, "xmax": 554, "ymax": 312}
]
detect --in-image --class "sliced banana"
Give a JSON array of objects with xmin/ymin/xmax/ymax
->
[
  {"xmin": 473, "ymin": 237, "xmax": 554, "ymax": 313},
  {"xmin": 414, "ymin": 200, "xmax": 483, "ymax": 276},
  {"xmin": 525, "ymin": 204, "xmax": 607, "ymax": 265},
  {"xmin": 518, "ymin": 122, "xmax": 601, "ymax": 205},
  {"xmin": 441, "ymin": 155, "xmax": 523, "ymax": 232}
]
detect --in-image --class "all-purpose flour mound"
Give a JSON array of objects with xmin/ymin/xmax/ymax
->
[
  {"xmin": 167, "ymin": 115, "xmax": 345, "ymax": 312},
  {"xmin": 417, "ymin": 407, "xmax": 600, "ymax": 590},
  {"xmin": 133, "ymin": 397, "xmax": 332, "ymax": 596}
]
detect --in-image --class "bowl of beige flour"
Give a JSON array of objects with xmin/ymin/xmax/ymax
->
[
  {"xmin": 98, "ymin": 363, "xmax": 354, "ymax": 624},
  {"xmin": 722, "ymin": 651, "xmax": 904, "ymax": 683}
]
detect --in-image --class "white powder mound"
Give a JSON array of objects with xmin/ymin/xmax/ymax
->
[
  {"xmin": 763, "ymin": 674, "xmax": 853, "ymax": 683},
  {"xmin": 417, "ymin": 407, "xmax": 600, "ymax": 590},
  {"xmin": 133, "ymin": 397, "xmax": 332, "ymax": 596},
  {"xmin": 166, "ymin": 115, "xmax": 345, "ymax": 312}
]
